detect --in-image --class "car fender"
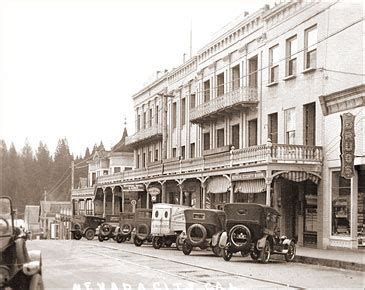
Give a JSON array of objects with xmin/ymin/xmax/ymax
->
[
  {"xmin": 28, "ymin": 250, "xmax": 41, "ymax": 263},
  {"xmin": 282, "ymin": 238, "xmax": 293, "ymax": 246},
  {"xmin": 218, "ymin": 231, "xmax": 228, "ymax": 248},
  {"xmin": 211, "ymin": 231, "xmax": 222, "ymax": 247},
  {"xmin": 256, "ymin": 235, "xmax": 268, "ymax": 251}
]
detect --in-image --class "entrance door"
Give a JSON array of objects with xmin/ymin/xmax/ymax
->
[
  {"xmin": 248, "ymin": 119, "xmax": 258, "ymax": 146},
  {"xmin": 280, "ymin": 181, "xmax": 299, "ymax": 240}
]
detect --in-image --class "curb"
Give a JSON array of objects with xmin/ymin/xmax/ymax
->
[{"xmin": 295, "ymin": 255, "xmax": 365, "ymax": 272}]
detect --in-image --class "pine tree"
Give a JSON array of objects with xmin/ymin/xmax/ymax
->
[
  {"xmin": 21, "ymin": 139, "xmax": 36, "ymax": 205},
  {"xmin": 34, "ymin": 141, "xmax": 52, "ymax": 202},
  {"xmin": 0, "ymin": 140, "xmax": 8, "ymax": 196}
]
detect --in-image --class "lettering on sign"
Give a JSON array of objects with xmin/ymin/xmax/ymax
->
[
  {"xmin": 340, "ymin": 112, "xmax": 355, "ymax": 179},
  {"xmin": 123, "ymin": 184, "xmax": 145, "ymax": 192},
  {"xmin": 232, "ymin": 172, "xmax": 265, "ymax": 181}
]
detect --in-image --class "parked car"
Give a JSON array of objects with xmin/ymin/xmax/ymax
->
[
  {"xmin": 98, "ymin": 215, "xmax": 121, "ymax": 242},
  {"xmin": 133, "ymin": 209, "xmax": 152, "ymax": 247},
  {"xmin": 117, "ymin": 212, "xmax": 135, "ymax": 243},
  {"xmin": 219, "ymin": 203, "xmax": 296, "ymax": 263},
  {"xmin": 71, "ymin": 215, "xmax": 105, "ymax": 240},
  {"xmin": 0, "ymin": 196, "xmax": 44, "ymax": 289},
  {"xmin": 181, "ymin": 208, "xmax": 226, "ymax": 256},
  {"xmin": 151, "ymin": 203, "xmax": 188, "ymax": 250}
]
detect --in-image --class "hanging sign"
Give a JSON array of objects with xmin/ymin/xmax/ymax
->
[{"xmin": 340, "ymin": 112, "xmax": 355, "ymax": 179}]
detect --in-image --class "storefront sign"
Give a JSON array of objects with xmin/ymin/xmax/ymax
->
[
  {"xmin": 122, "ymin": 184, "xmax": 145, "ymax": 192},
  {"xmin": 340, "ymin": 113, "xmax": 355, "ymax": 179},
  {"xmin": 232, "ymin": 172, "xmax": 265, "ymax": 181},
  {"xmin": 148, "ymin": 187, "xmax": 160, "ymax": 197}
]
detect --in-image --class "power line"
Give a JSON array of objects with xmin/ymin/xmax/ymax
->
[{"xmin": 48, "ymin": 172, "xmax": 71, "ymax": 196}]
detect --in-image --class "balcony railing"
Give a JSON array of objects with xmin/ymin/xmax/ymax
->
[
  {"xmin": 71, "ymin": 187, "xmax": 95, "ymax": 198},
  {"xmin": 95, "ymin": 144, "xmax": 322, "ymax": 185},
  {"xmin": 125, "ymin": 123, "xmax": 162, "ymax": 146},
  {"xmin": 190, "ymin": 87, "xmax": 258, "ymax": 123}
]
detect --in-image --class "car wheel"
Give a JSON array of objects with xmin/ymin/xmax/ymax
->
[
  {"xmin": 176, "ymin": 236, "xmax": 184, "ymax": 251},
  {"xmin": 212, "ymin": 246, "xmax": 223, "ymax": 257},
  {"xmin": 73, "ymin": 231, "xmax": 82, "ymax": 240},
  {"xmin": 116, "ymin": 234, "xmax": 126, "ymax": 243},
  {"xmin": 186, "ymin": 224, "xmax": 207, "ymax": 246},
  {"xmin": 98, "ymin": 234, "xmax": 104, "ymax": 242},
  {"xmin": 29, "ymin": 273, "xmax": 44, "ymax": 290},
  {"xmin": 84, "ymin": 228, "xmax": 95, "ymax": 240},
  {"xmin": 250, "ymin": 249, "xmax": 260, "ymax": 260},
  {"xmin": 182, "ymin": 240, "xmax": 193, "ymax": 255},
  {"xmin": 120, "ymin": 223, "xmax": 133, "ymax": 236},
  {"xmin": 229, "ymin": 225, "xmax": 251, "ymax": 249},
  {"xmin": 136, "ymin": 223, "xmax": 150, "ymax": 241},
  {"xmin": 100, "ymin": 223, "xmax": 113, "ymax": 237},
  {"xmin": 222, "ymin": 248, "xmax": 232, "ymax": 261},
  {"xmin": 134, "ymin": 236, "xmax": 143, "ymax": 247},
  {"xmin": 165, "ymin": 239, "xmax": 173, "ymax": 248},
  {"xmin": 152, "ymin": 237, "xmax": 163, "ymax": 249},
  {"xmin": 240, "ymin": 250, "xmax": 250, "ymax": 257},
  {"xmin": 285, "ymin": 241, "xmax": 296, "ymax": 262},
  {"xmin": 259, "ymin": 240, "xmax": 271, "ymax": 264}
]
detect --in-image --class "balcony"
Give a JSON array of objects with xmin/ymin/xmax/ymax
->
[
  {"xmin": 71, "ymin": 187, "xmax": 95, "ymax": 199},
  {"xmin": 125, "ymin": 123, "xmax": 162, "ymax": 146},
  {"xmin": 95, "ymin": 144, "xmax": 323, "ymax": 185},
  {"xmin": 190, "ymin": 87, "xmax": 258, "ymax": 124}
]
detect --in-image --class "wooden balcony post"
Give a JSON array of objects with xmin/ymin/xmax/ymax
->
[
  {"xmin": 265, "ymin": 170, "xmax": 272, "ymax": 207},
  {"xmin": 102, "ymin": 188, "xmax": 106, "ymax": 218},
  {"xmin": 112, "ymin": 189, "xmax": 115, "ymax": 215}
]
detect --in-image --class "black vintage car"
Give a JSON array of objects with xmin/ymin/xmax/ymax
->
[
  {"xmin": 133, "ymin": 209, "xmax": 152, "ymax": 247},
  {"xmin": 118, "ymin": 212, "xmax": 135, "ymax": 243},
  {"xmin": 181, "ymin": 208, "xmax": 226, "ymax": 256},
  {"xmin": 71, "ymin": 215, "xmax": 105, "ymax": 240},
  {"xmin": 0, "ymin": 196, "xmax": 44, "ymax": 290},
  {"xmin": 98, "ymin": 213, "xmax": 135, "ymax": 243},
  {"xmin": 219, "ymin": 203, "xmax": 296, "ymax": 263}
]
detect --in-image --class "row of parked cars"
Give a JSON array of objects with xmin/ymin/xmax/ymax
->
[{"xmin": 70, "ymin": 203, "xmax": 296, "ymax": 264}]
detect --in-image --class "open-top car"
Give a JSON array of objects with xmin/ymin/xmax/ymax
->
[
  {"xmin": 151, "ymin": 203, "xmax": 188, "ymax": 250},
  {"xmin": 181, "ymin": 208, "xmax": 226, "ymax": 256},
  {"xmin": 219, "ymin": 203, "xmax": 296, "ymax": 263},
  {"xmin": 0, "ymin": 196, "xmax": 44, "ymax": 290},
  {"xmin": 71, "ymin": 215, "xmax": 105, "ymax": 240},
  {"xmin": 133, "ymin": 209, "xmax": 152, "ymax": 247}
]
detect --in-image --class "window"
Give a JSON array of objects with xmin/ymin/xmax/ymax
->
[
  {"xmin": 203, "ymin": 132, "xmax": 210, "ymax": 150},
  {"xmin": 190, "ymin": 143, "xmax": 195, "ymax": 158},
  {"xmin": 172, "ymin": 102, "xmax": 177, "ymax": 129},
  {"xmin": 143, "ymin": 112, "xmax": 146, "ymax": 129},
  {"xmin": 217, "ymin": 73, "xmax": 224, "ymax": 96},
  {"xmin": 172, "ymin": 148, "xmax": 177, "ymax": 158},
  {"xmin": 248, "ymin": 56, "xmax": 258, "ymax": 88},
  {"xmin": 148, "ymin": 151, "xmax": 152, "ymax": 163},
  {"xmin": 155, "ymin": 149, "xmax": 158, "ymax": 161},
  {"xmin": 190, "ymin": 93, "xmax": 196, "ymax": 109},
  {"xmin": 156, "ymin": 105, "xmax": 159, "ymax": 124},
  {"xmin": 304, "ymin": 102, "xmax": 316, "ymax": 146},
  {"xmin": 285, "ymin": 108, "xmax": 296, "ymax": 144},
  {"xmin": 305, "ymin": 26, "xmax": 317, "ymax": 69},
  {"xmin": 286, "ymin": 36, "xmax": 297, "ymax": 76},
  {"xmin": 137, "ymin": 115, "xmax": 141, "ymax": 131},
  {"xmin": 268, "ymin": 113, "xmax": 278, "ymax": 144},
  {"xmin": 231, "ymin": 124, "xmax": 239, "ymax": 149},
  {"xmin": 114, "ymin": 167, "xmax": 121, "ymax": 173},
  {"xmin": 136, "ymin": 154, "xmax": 140, "ymax": 169},
  {"xmin": 231, "ymin": 65, "xmax": 240, "ymax": 90},
  {"xmin": 269, "ymin": 45, "xmax": 279, "ymax": 83},
  {"xmin": 248, "ymin": 119, "xmax": 257, "ymax": 146},
  {"xmin": 142, "ymin": 153, "xmax": 146, "ymax": 167},
  {"xmin": 149, "ymin": 108, "xmax": 152, "ymax": 127},
  {"xmin": 103, "ymin": 170, "xmax": 108, "ymax": 175},
  {"xmin": 181, "ymin": 146, "xmax": 186, "ymax": 159},
  {"xmin": 181, "ymin": 98, "xmax": 186, "ymax": 126},
  {"xmin": 331, "ymin": 171, "xmax": 351, "ymax": 236},
  {"xmin": 204, "ymin": 80, "xmax": 210, "ymax": 102},
  {"xmin": 217, "ymin": 128, "xmax": 224, "ymax": 148}
]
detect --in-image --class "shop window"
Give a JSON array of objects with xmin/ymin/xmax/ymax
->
[
  {"xmin": 331, "ymin": 171, "xmax": 351, "ymax": 236},
  {"xmin": 231, "ymin": 65, "xmax": 240, "ymax": 90},
  {"xmin": 286, "ymin": 36, "xmax": 297, "ymax": 76},
  {"xmin": 285, "ymin": 108, "xmax": 296, "ymax": 144},
  {"xmin": 358, "ymin": 170, "xmax": 365, "ymax": 247},
  {"xmin": 305, "ymin": 25, "xmax": 317, "ymax": 69},
  {"xmin": 217, "ymin": 128, "xmax": 224, "ymax": 148}
]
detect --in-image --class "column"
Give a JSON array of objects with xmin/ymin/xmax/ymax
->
[
  {"xmin": 112, "ymin": 190, "xmax": 115, "ymax": 215},
  {"xmin": 265, "ymin": 171, "xmax": 272, "ymax": 206},
  {"xmin": 351, "ymin": 170, "xmax": 358, "ymax": 249},
  {"xmin": 161, "ymin": 182, "xmax": 166, "ymax": 203},
  {"xmin": 146, "ymin": 190, "xmax": 150, "ymax": 209},
  {"xmin": 202, "ymin": 182, "xmax": 206, "ymax": 209},
  {"xmin": 179, "ymin": 184, "xmax": 183, "ymax": 205},
  {"xmin": 121, "ymin": 190, "xmax": 125, "ymax": 212},
  {"xmin": 229, "ymin": 179, "xmax": 234, "ymax": 203},
  {"xmin": 102, "ymin": 189, "xmax": 106, "ymax": 218}
]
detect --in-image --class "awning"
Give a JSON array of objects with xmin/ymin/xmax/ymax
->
[
  {"xmin": 234, "ymin": 179, "xmax": 266, "ymax": 194},
  {"xmin": 279, "ymin": 171, "xmax": 320, "ymax": 184},
  {"xmin": 206, "ymin": 176, "xmax": 230, "ymax": 194}
]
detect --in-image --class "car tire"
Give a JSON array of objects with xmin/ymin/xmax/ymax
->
[
  {"xmin": 259, "ymin": 240, "xmax": 271, "ymax": 264},
  {"xmin": 29, "ymin": 273, "xmax": 44, "ymax": 290},
  {"xmin": 73, "ymin": 231, "xmax": 82, "ymax": 240},
  {"xmin": 212, "ymin": 246, "xmax": 223, "ymax": 257},
  {"xmin": 240, "ymin": 250, "xmax": 250, "ymax": 257},
  {"xmin": 182, "ymin": 240, "xmax": 193, "ymax": 255},
  {"xmin": 136, "ymin": 223, "xmax": 149, "ymax": 241},
  {"xmin": 285, "ymin": 241, "xmax": 296, "ymax": 262},
  {"xmin": 187, "ymin": 224, "xmax": 207, "ymax": 246},
  {"xmin": 116, "ymin": 234, "xmax": 126, "ymax": 243},
  {"xmin": 98, "ymin": 234, "xmax": 104, "ymax": 242},
  {"xmin": 84, "ymin": 228, "xmax": 95, "ymax": 240},
  {"xmin": 134, "ymin": 236, "xmax": 143, "ymax": 247},
  {"xmin": 120, "ymin": 223, "xmax": 133, "ymax": 236},
  {"xmin": 152, "ymin": 237, "xmax": 163, "ymax": 249},
  {"xmin": 222, "ymin": 248, "xmax": 232, "ymax": 261},
  {"xmin": 250, "ymin": 249, "xmax": 260, "ymax": 260},
  {"xmin": 100, "ymin": 223, "xmax": 113, "ymax": 236},
  {"xmin": 176, "ymin": 235, "xmax": 184, "ymax": 251},
  {"xmin": 165, "ymin": 239, "xmax": 173, "ymax": 248},
  {"xmin": 229, "ymin": 225, "xmax": 251, "ymax": 249}
]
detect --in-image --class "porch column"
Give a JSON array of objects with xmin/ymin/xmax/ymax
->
[
  {"xmin": 102, "ymin": 188, "xmax": 106, "ymax": 218},
  {"xmin": 160, "ymin": 181, "xmax": 166, "ymax": 203},
  {"xmin": 202, "ymin": 183, "xmax": 206, "ymax": 209},
  {"xmin": 112, "ymin": 189, "xmax": 115, "ymax": 215},
  {"xmin": 121, "ymin": 190, "xmax": 125, "ymax": 212},
  {"xmin": 351, "ymin": 171, "xmax": 358, "ymax": 248},
  {"xmin": 179, "ymin": 185, "xmax": 183, "ymax": 205},
  {"xmin": 265, "ymin": 170, "xmax": 272, "ymax": 206},
  {"xmin": 229, "ymin": 175, "xmax": 234, "ymax": 203},
  {"xmin": 146, "ymin": 190, "xmax": 150, "ymax": 209}
]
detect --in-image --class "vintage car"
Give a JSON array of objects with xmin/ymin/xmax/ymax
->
[
  {"xmin": 71, "ymin": 215, "xmax": 105, "ymax": 240},
  {"xmin": 151, "ymin": 203, "xmax": 188, "ymax": 249},
  {"xmin": 181, "ymin": 208, "xmax": 226, "ymax": 256},
  {"xmin": 117, "ymin": 212, "xmax": 135, "ymax": 242},
  {"xmin": 98, "ymin": 212, "xmax": 135, "ymax": 243},
  {"xmin": 219, "ymin": 203, "xmax": 296, "ymax": 263},
  {"xmin": 133, "ymin": 208, "xmax": 153, "ymax": 247},
  {"xmin": 0, "ymin": 196, "xmax": 44, "ymax": 290}
]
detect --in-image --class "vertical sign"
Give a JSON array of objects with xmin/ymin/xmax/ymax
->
[{"xmin": 340, "ymin": 113, "xmax": 355, "ymax": 179}]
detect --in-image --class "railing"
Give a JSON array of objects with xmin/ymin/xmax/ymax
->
[
  {"xmin": 190, "ymin": 87, "xmax": 258, "ymax": 121},
  {"xmin": 71, "ymin": 187, "xmax": 95, "ymax": 198},
  {"xmin": 125, "ymin": 123, "xmax": 162, "ymax": 145},
  {"xmin": 95, "ymin": 143, "xmax": 323, "ymax": 184}
]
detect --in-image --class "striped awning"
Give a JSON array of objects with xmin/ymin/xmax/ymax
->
[
  {"xmin": 234, "ymin": 179, "xmax": 266, "ymax": 194},
  {"xmin": 279, "ymin": 171, "xmax": 320, "ymax": 184},
  {"xmin": 206, "ymin": 176, "xmax": 230, "ymax": 194}
]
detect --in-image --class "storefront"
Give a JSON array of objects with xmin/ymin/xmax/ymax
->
[
  {"xmin": 206, "ymin": 176, "xmax": 230, "ymax": 209},
  {"xmin": 123, "ymin": 184, "xmax": 146, "ymax": 211}
]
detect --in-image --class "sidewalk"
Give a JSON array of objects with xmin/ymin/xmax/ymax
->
[{"xmin": 294, "ymin": 246, "xmax": 365, "ymax": 272}]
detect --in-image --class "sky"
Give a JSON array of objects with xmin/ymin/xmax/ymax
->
[{"xmin": 0, "ymin": 0, "xmax": 276, "ymax": 157}]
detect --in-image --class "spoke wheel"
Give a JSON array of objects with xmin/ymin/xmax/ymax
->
[
  {"xmin": 152, "ymin": 237, "xmax": 163, "ymax": 249},
  {"xmin": 285, "ymin": 241, "xmax": 296, "ymax": 262},
  {"xmin": 250, "ymin": 249, "xmax": 260, "ymax": 261},
  {"xmin": 73, "ymin": 231, "xmax": 82, "ymax": 240},
  {"xmin": 134, "ymin": 236, "xmax": 143, "ymax": 247},
  {"xmin": 259, "ymin": 240, "xmax": 271, "ymax": 264},
  {"xmin": 182, "ymin": 240, "xmax": 193, "ymax": 255},
  {"xmin": 222, "ymin": 248, "xmax": 233, "ymax": 261},
  {"xmin": 84, "ymin": 229, "xmax": 95, "ymax": 240}
]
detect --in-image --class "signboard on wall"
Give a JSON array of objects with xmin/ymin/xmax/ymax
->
[
  {"xmin": 340, "ymin": 112, "xmax": 355, "ymax": 179},
  {"xmin": 122, "ymin": 184, "xmax": 145, "ymax": 192}
]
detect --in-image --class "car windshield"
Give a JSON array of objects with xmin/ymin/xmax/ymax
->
[{"xmin": 0, "ymin": 197, "xmax": 13, "ymax": 236}]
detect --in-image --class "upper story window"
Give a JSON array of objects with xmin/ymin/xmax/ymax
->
[
  {"xmin": 172, "ymin": 148, "xmax": 177, "ymax": 158},
  {"xmin": 217, "ymin": 128, "xmax": 224, "ymax": 148},
  {"xmin": 285, "ymin": 108, "xmax": 296, "ymax": 145},
  {"xmin": 217, "ymin": 73, "xmax": 224, "ymax": 97},
  {"xmin": 114, "ymin": 167, "xmax": 121, "ymax": 173},
  {"xmin": 172, "ymin": 102, "xmax": 177, "ymax": 129},
  {"xmin": 231, "ymin": 65, "xmax": 240, "ymax": 90},
  {"xmin": 248, "ymin": 56, "xmax": 258, "ymax": 88},
  {"xmin": 190, "ymin": 93, "xmax": 196, "ymax": 109},
  {"xmin": 137, "ymin": 115, "xmax": 141, "ymax": 131},
  {"xmin": 143, "ymin": 111, "xmax": 147, "ymax": 129},
  {"xmin": 181, "ymin": 98, "xmax": 186, "ymax": 126},
  {"xmin": 203, "ymin": 132, "xmax": 210, "ymax": 150},
  {"xmin": 269, "ymin": 45, "xmax": 279, "ymax": 83},
  {"xmin": 305, "ymin": 25, "xmax": 317, "ymax": 69},
  {"xmin": 156, "ymin": 105, "xmax": 159, "ymax": 124},
  {"xmin": 190, "ymin": 143, "xmax": 195, "ymax": 158},
  {"xmin": 149, "ymin": 108, "xmax": 152, "ymax": 127},
  {"xmin": 286, "ymin": 36, "xmax": 297, "ymax": 76},
  {"xmin": 203, "ymin": 80, "xmax": 210, "ymax": 103}
]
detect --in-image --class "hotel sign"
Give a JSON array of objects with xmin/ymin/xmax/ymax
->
[
  {"xmin": 232, "ymin": 172, "xmax": 265, "ymax": 181},
  {"xmin": 340, "ymin": 113, "xmax": 355, "ymax": 179},
  {"xmin": 122, "ymin": 184, "xmax": 145, "ymax": 192}
]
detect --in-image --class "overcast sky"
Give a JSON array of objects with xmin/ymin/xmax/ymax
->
[{"xmin": 0, "ymin": 0, "xmax": 276, "ymax": 157}]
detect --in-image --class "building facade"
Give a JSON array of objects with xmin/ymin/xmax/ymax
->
[{"xmin": 71, "ymin": 1, "xmax": 364, "ymax": 250}]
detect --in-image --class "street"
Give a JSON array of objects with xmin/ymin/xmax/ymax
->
[{"xmin": 28, "ymin": 239, "xmax": 364, "ymax": 290}]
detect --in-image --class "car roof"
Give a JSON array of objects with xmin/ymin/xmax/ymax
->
[{"xmin": 224, "ymin": 203, "xmax": 280, "ymax": 216}]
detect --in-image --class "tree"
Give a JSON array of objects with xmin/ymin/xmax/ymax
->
[
  {"xmin": 0, "ymin": 140, "xmax": 8, "ymax": 196},
  {"xmin": 34, "ymin": 141, "xmax": 52, "ymax": 202},
  {"xmin": 21, "ymin": 139, "xmax": 36, "ymax": 205},
  {"xmin": 84, "ymin": 147, "xmax": 91, "ymax": 160}
]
